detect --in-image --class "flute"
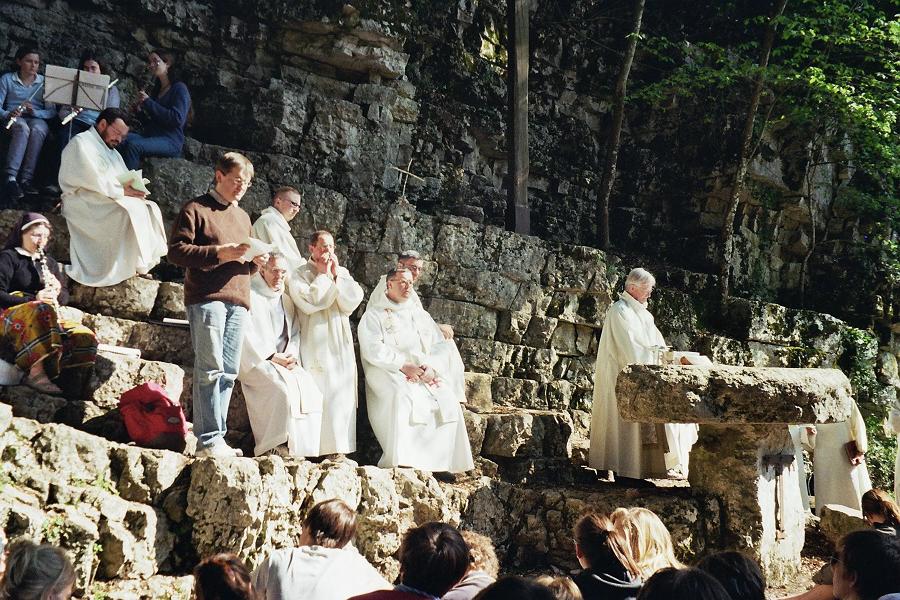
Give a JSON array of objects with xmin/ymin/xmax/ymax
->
[
  {"xmin": 60, "ymin": 78, "xmax": 120, "ymax": 126},
  {"xmin": 36, "ymin": 247, "xmax": 60, "ymax": 310},
  {"xmin": 4, "ymin": 80, "xmax": 45, "ymax": 130},
  {"xmin": 128, "ymin": 71, "xmax": 156, "ymax": 123}
]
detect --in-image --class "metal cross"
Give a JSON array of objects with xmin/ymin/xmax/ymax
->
[{"xmin": 389, "ymin": 159, "xmax": 424, "ymax": 202}]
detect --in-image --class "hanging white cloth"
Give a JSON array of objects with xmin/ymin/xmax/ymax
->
[
  {"xmin": 59, "ymin": 127, "xmax": 167, "ymax": 286},
  {"xmin": 358, "ymin": 287, "xmax": 473, "ymax": 472},
  {"xmin": 252, "ymin": 207, "xmax": 305, "ymax": 271},
  {"xmin": 288, "ymin": 261, "xmax": 364, "ymax": 454},
  {"xmin": 239, "ymin": 274, "xmax": 324, "ymax": 457},
  {"xmin": 589, "ymin": 291, "xmax": 698, "ymax": 479}
]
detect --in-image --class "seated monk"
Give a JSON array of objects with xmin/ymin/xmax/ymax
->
[
  {"xmin": 358, "ymin": 267, "xmax": 474, "ymax": 473},
  {"xmin": 239, "ymin": 252, "xmax": 324, "ymax": 457}
]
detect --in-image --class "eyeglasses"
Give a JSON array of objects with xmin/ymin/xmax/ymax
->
[{"xmin": 228, "ymin": 177, "xmax": 252, "ymax": 188}]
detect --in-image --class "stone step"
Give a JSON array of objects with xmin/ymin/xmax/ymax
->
[{"xmin": 69, "ymin": 278, "xmax": 186, "ymax": 322}]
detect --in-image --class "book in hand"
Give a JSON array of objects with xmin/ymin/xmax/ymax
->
[
  {"xmin": 844, "ymin": 440, "xmax": 865, "ymax": 465},
  {"xmin": 117, "ymin": 170, "xmax": 151, "ymax": 195}
]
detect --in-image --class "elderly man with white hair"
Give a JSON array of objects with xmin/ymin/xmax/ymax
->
[{"xmin": 589, "ymin": 267, "xmax": 697, "ymax": 480}]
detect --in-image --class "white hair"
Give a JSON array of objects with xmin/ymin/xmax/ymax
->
[{"xmin": 625, "ymin": 267, "xmax": 655, "ymax": 289}]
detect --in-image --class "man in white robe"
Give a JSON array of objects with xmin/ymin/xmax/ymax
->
[
  {"xmin": 288, "ymin": 230, "xmax": 364, "ymax": 456},
  {"xmin": 589, "ymin": 267, "xmax": 697, "ymax": 480},
  {"xmin": 252, "ymin": 186, "xmax": 305, "ymax": 270},
  {"xmin": 808, "ymin": 399, "xmax": 872, "ymax": 514},
  {"xmin": 58, "ymin": 107, "xmax": 167, "ymax": 286},
  {"xmin": 239, "ymin": 253, "xmax": 324, "ymax": 457},
  {"xmin": 358, "ymin": 267, "xmax": 474, "ymax": 473}
]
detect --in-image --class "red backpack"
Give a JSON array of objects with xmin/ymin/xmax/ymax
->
[{"xmin": 119, "ymin": 382, "xmax": 188, "ymax": 452}]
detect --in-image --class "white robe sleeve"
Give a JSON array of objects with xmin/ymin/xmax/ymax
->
[
  {"xmin": 289, "ymin": 271, "xmax": 340, "ymax": 314},
  {"xmin": 605, "ymin": 307, "xmax": 644, "ymax": 366},
  {"xmin": 59, "ymin": 135, "xmax": 127, "ymax": 201},
  {"xmin": 890, "ymin": 397, "xmax": 900, "ymax": 434},
  {"xmin": 335, "ymin": 267, "xmax": 364, "ymax": 315},
  {"xmin": 849, "ymin": 400, "xmax": 869, "ymax": 454},
  {"xmin": 358, "ymin": 310, "xmax": 406, "ymax": 372}
]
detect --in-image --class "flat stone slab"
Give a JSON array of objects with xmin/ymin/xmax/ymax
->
[{"xmin": 617, "ymin": 365, "xmax": 851, "ymax": 425}]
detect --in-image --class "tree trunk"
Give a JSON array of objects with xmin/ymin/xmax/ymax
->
[
  {"xmin": 718, "ymin": 0, "xmax": 788, "ymax": 309},
  {"xmin": 597, "ymin": 0, "xmax": 645, "ymax": 250},
  {"xmin": 507, "ymin": 0, "xmax": 531, "ymax": 234}
]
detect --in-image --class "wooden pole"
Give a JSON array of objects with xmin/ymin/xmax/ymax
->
[{"xmin": 507, "ymin": 0, "xmax": 530, "ymax": 234}]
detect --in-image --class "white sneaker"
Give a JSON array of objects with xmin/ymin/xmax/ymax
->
[{"xmin": 195, "ymin": 440, "xmax": 242, "ymax": 458}]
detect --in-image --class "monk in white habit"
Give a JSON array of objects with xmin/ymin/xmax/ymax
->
[
  {"xmin": 358, "ymin": 267, "xmax": 474, "ymax": 473},
  {"xmin": 239, "ymin": 253, "xmax": 324, "ymax": 457},
  {"xmin": 58, "ymin": 107, "xmax": 167, "ymax": 286},
  {"xmin": 288, "ymin": 230, "xmax": 364, "ymax": 456},
  {"xmin": 808, "ymin": 399, "xmax": 872, "ymax": 514},
  {"xmin": 589, "ymin": 267, "xmax": 697, "ymax": 480},
  {"xmin": 252, "ymin": 186, "xmax": 305, "ymax": 270}
]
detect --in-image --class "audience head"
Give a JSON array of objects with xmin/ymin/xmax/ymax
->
[
  {"xmin": 696, "ymin": 551, "xmax": 765, "ymax": 600},
  {"xmin": 615, "ymin": 507, "xmax": 684, "ymax": 578},
  {"xmin": 308, "ymin": 231, "xmax": 335, "ymax": 261},
  {"xmin": 474, "ymin": 576, "xmax": 556, "ymax": 600},
  {"xmin": 272, "ymin": 186, "xmax": 302, "ymax": 221},
  {"xmin": 832, "ymin": 529, "xmax": 900, "ymax": 600},
  {"xmin": 0, "ymin": 539, "xmax": 76, "ymax": 600},
  {"xmin": 261, "ymin": 253, "xmax": 289, "ymax": 293},
  {"xmin": 77, "ymin": 50, "xmax": 106, "ymax": 74},
  {"xmin": 624, "ymin": 268, "xmax": 655, "ymax": 304},
  {"xmin": 573, "ymin": 512, "xmax": 640, "ymax": 580},
  {"xmin": 533, "ymin": 576, "xmax": 583, "ymax": 600},
  {"xmin": 193, "ymin": 553, "xmax": 257, "ymax": 600},
  {"xmin": 299, "ymin": 499, "xmax": 357, "ymax": 549},
  {"xmin": 385, "ymin": 267, "xmax": 414, "ymax": 304},
  {"xmin": 397, "ymin": 250, "xmax": 424, "ymax": 282},
  {"xmin": 399, "ymin": 522, "xmax": 469, "ymax": 597},
  {"xmin": 461, "ymin": 530, "xmax": 500, "ymax": 578},
  {"xmin": 95, "ymin": 108, "xmax": 131, "ymax": 149},
  {"xmin": 638, "ymin": 567, "xmax": 730, "ymax": 600},
  {"xmin": 4, "ymin": 213, "xmax": 51, "ymax": 253},
  {"xmin": 14, "ymin": 46, "xmax": 40, "ymax": 78},
  {"xmin": 214, "ymin": 152, "xmax": 254, "ymax": 203},
  {"xmin": 861, "ymin": 488, "xmax": 900, "ymax": 528}
]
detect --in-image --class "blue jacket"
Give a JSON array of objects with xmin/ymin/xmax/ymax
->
[
  {"xmin": 0, "ymin": 72, "xmax": 56, "ymax": 121},
  {"xmin": 139, "ymin": 81, "xmax": 190, "ymax": 148}
]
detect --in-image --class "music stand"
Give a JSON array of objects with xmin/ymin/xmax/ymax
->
[{"xmin": 44, "ymin": 65, "xmax": 110, "ymax": 110}]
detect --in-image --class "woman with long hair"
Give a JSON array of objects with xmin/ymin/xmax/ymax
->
[
  {"xmin": 0, "ymin": 212, "xmax": 97, "ymax": 396},
  {"xmin": 117, "ymin": 48, "xmax": 192, "ymax": 169},
  {"xmin": 0, "ymin": 539, "xmax": 75, "ymax": 600},
  {"xmin": 860, "ymin": 488, "xmax": 900, "ymax": 535},
  {"xmin": 612, "ymin": 507, "xmax": 684, "ymax": 580},
  {"xmin": 572, "ymin": 512, "xmax": 643, "ymax": 600}
]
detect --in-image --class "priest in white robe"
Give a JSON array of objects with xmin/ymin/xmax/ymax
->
[
  {"xmin": 252, "ymin": 186, "xmax": 305, "ymax": 270},
  {"xmin": 358, "ymin": 267, "xmax": 474, "ymax": 473},
  {"xmin": 288, "ymin": 230, "xmax": 364, "ymax": 456},
  {"xmin": 809, "ymin": 399, "xmax": 872, "ymax": 514},
  {"xmin": 58, "ymin": 107, "xmax": 168, "ymax": 287},
  {"xmin": 239, "ymin": 253, "xmax": 324, "ymax": 457},
  {"xmin": 589, "ymin": 267, "xmax": 698, "ymax": 480}
]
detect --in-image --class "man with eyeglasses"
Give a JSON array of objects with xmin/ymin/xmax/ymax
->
[
  {"xmin": 168, "ymin": 151, "xmax": 269, "ymax": 458},
  {"xmin": 252, "ymin": 186, "xmax": 305, "ymax": 270},
  {"xmin": 59, "ymin": 107, "xmax": 168, "ymax": 287}
]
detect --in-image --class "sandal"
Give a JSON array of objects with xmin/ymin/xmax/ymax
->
[{"xmin": 24, "ymin": 372, "xmax": 64, "ymax": 396}]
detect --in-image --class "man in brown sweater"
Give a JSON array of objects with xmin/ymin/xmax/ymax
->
[{"xmin": 168, "ymin": 151, "xmax": 268, "ymax": 457}]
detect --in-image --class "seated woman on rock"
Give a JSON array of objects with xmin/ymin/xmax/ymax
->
[
  {"xmin": 117, "ymin": 48, "xmax": 191, "ymax": 170},
  {"xmin": 0, "ymin": 212, "xmax": 97, "ymax": 396}
]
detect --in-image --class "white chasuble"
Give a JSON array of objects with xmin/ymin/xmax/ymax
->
[
  {"xmin": 59, "ymin": 127, "xmax": 168, "ymax": 286},
  {"xmin": 252, "ymin": 207, "xmax": 305, "ymax": 271},
  {"xmin": 288, "ymin": 261, "xmax": 364, "ymax": 454},
  {"xmin": 239, "ymin": 275, "xmax": 324, "ymax": 457},
  {"xmin": 810, "ymin": 399, "xmax": 872, "ymax": 515},
  {"xmin": 358, "ymin": 291, "xmax": 474, "ymax": 473},
  {"xmin": 589, "ymin": 292, "xmax": 698, "ymax": 479}
]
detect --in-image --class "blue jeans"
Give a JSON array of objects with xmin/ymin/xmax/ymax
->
[
  {"xmin": 117, "ymin": 132, "xmax": 182, "ymax": 170},
  {"xmin": 5, "ymin": 116, "xmax": 49, "ymax": 182},
  {"xmin": 187, "ymin": 301, "xmax": 247, "ymax": 449}
]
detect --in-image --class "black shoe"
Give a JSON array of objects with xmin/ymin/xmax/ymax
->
[
  {"xmin": 2, "ymin": 180, "xmax": 21, "ymax": 204},
  {"xmin": 42, "ymin": 184, "xmax": 61, "ymax": 196},
  {"xmin": 20, "ymin": 181, "xmax": 39, "ymax": 196}
]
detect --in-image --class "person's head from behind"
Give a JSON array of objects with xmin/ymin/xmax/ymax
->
[
  {"xmin": 832, "ymin": 529, "xmax": 900, "ymax": 600},
  {"xmin": 299, "ymin": 498, "xmax": 356, "ymax": 549},
  {"xmin": 399, "ymin": 522, "xmax": 469, "ymax": 597},
  {"xmin": 624, "ymin": 507, "xmax": 684, "ymax": 577},
  {"xmin": 638, "ymin": 567, "xmax": 730, "ymax": 600},
  {"xmin": 214, "ymin": 152, "xmax": 254, "ymax": 203},
  {"xmin": 272, "ymin": 186, "xmax": 301, "ymax": 221},
  {"xmin": 533, "ymin": 576, "xmax": 583, "ymax": 600},
  {"xmin": 624, "ymin": 268, "xmax": 655, "ymax": 305},
  {"xmin": 461, "ymin": 530, "xmax": 499, "ymax": 579},
  {"xmin": 861, "ymin": 488, "xmax": 900, "ymax": 528},
  {"xmin": 573, "ymin": 512, "xmax": 640, "ymax": 581},
  {"xmin": 474, "ymin": 576, "xmax": 556, "ymax": 600},
  {"xmin": 397, "ymin": 250, "xmax": 424, "ymax": 282},
  {"xmin": 95, "ymin": 108, "xmax": 130, "ymax": 149},
  {"xmin": 193, "ymin": 553, "xmax": 257, "ymax": 600},
  {"xmin": 0, "ymin": 539, "xmax": 76, "ymax": 600},
  {"xmin": 262, "ymin": 253, "xmax": 289, "ymax": 294},
  {"xmin": 696, "ymin": 551, "xmax": 765, "ymax": 600}
]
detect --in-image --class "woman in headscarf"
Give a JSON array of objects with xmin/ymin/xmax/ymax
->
[{"xmin": 0, "ymin": 212, "xmax": 97, "ymax": 396}]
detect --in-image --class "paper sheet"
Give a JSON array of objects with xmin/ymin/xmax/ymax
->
[
  {"xmin": 240, "ymin": 237, "xmax": 274, "ymax": 262},
  {"xmin": 117, "ymin": 170, "xmax": 151, "ymax": 195}
]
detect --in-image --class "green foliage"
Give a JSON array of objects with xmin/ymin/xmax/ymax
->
[
  {"xmin": 41, "ymin": 515, "xmax": 65, "ymax": 546},
  {"xmin": 864, "ymin": 410, "xmax": 898, "ymax": 493}
]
